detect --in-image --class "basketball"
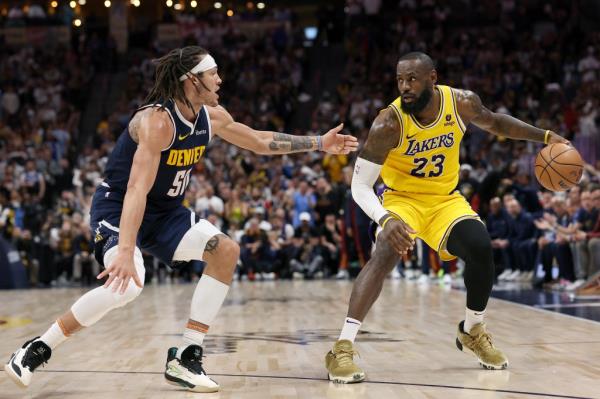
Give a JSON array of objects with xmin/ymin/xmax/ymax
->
[{"xmin": 534, "ymin": 143, "xmax": 584, "ymax": 191}]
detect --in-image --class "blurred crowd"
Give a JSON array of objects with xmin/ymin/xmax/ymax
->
[
  {"xmin": 0, "ymin": 36, "xmax": 101, "ymax": 286},
  {"xmin": 0, "ymin": 0, "xmax": 599, "ymax": 291},
  {"xmin": 1, "ymin": 1, "xmax": 78, "ymax": 27}
]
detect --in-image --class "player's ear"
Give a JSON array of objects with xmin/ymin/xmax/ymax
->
[{"xmin": 430, "ymin": 69, "xmax": 437, "ymax": 84}]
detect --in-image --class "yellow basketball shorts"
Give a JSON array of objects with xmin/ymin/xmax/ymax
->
[{"xmin": 379, "ymin": 190, "xmax": 481, "ymax": 261}]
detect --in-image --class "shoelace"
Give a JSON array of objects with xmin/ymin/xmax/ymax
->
[
  {"xmin": 182, "ymin": 355, "xmax": 206, "ymax": 375},
  {"xmin": 335, "ymin": 349, "xmax": 359, "ymax": 368},
  {"xmin": 474, "ymin": 331, "xmax": 495, "ymax": 351},
  {"xmin": 22, "ymin": 349, "xmax": 47, "ymax": 372}
]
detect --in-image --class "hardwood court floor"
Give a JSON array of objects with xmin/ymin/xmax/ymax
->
[{"xmin": 1, "ymin": 280, "xmax": 599, "ymax": 399}]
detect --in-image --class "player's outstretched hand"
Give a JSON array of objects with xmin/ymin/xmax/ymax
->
[
  {"xmin": 546, "ymin": 130, "xmax": 571, "ymax": 146},
  {"xmin": 379, "ymin": 218, "xmax": 416, "ymax": 255},
  {"xmin": 97, "ymin": 250, "xmax": 143, "ymax": 295},
  {"xmin": 321, "ymin": 123, "xmax": 359, "ymax": 154}
]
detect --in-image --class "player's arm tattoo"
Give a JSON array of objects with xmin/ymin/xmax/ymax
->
[
  {"xmin": 267, "ymin": 133, "xmax": 318, "ymax": 153},
  {"xmin": 456, "ymin": 89, "xmax": 547, "ymax": 143},
  {"xmin": 359, "ymin": 108, "xmax": 401, "ymax": 164}
]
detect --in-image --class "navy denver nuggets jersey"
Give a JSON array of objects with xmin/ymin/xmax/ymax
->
[{"xmin": 103, "ymin": 99, "xmax": 211, "ymax": 210}]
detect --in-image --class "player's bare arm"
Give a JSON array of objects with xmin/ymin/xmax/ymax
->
[
  {"xmin": 454, "ymin": 89, "xmax": 570, "ymax": 145},
  {"xmin": 352, "ymin": 108, "xmax": 415, "ymax": 254},
  {"xmin": 97, "ymin": 108, "xmax": 173, "ymax": 294},
  {"xmin": 207, "ymin": 105, "xmax": 358, "ymax": 155},
  {"xmin": 359, "ymin": 108, "xmax": 400, "ymax": 164}
]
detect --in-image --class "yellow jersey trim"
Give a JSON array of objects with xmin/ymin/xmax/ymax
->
[
  {"xmin": 389, "ymin": 104, "xmax": 405, "ymax": 149},
  {"xmin": 438, "ymin": 215, "xmax": 482, "ymax": 259},
  {"xmin": 450, "ymin": 88, "xmax": 467, "ymax": 133},
  {"xmin": 409, "ymin": 86, "xmax": 444, "ymax": 130}
]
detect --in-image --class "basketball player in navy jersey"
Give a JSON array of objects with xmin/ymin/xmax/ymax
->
[{"xmin": 4, "ymin": 46, "xmax": 358, "ymax": 392}]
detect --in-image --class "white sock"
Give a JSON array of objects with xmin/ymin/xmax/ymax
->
[
  {"xmin": 40, "ymin": 322, "xmax": 68, "ymax": 350},
  {"xmin": 464, "ymin": 307, "xmax": 485, "ymax": 333},
  {"xmin": 339, "ymin": 317, "xmax": 362, "ymax": 343},
  {"xmin": 177, "ymin": 274, "xmax": 230, "ymax": 358}
]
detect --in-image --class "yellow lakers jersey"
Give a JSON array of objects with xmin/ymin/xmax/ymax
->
[{"xmin": 381, "ymin": 85, "xmax": 467, "ymax": 195}]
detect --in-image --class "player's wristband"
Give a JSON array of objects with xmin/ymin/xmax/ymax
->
[
  {"xmin": 380, "ymin": 215, "xmax": 394, "ymax": 229},
  {"xmin": 316, "ymin": 135, "xmax": 323, "ymax": 151},
  {"xmin": 544, "ymin": 130, "xmax": 550, "ymax": 145}
]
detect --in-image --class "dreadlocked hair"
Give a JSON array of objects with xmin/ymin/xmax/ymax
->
[{"xmin": 144, "ymin": 46, "xmax": 209, "ymax": 112}]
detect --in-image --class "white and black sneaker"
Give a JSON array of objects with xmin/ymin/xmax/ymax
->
[
  {"xmin": 4, "ymin": 337, "xmax": 51, "ymax": 388},
  {"xmin": 164, "ymin": 345, "xmax": 219, "ymax": 392}
]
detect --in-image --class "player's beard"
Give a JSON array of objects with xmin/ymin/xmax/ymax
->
[{"xmin": 400, "ymin": 86, "xmax": 433, "ymax": 115}]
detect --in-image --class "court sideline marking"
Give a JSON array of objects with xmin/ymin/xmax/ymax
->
[{"xmin": 38, "ymin": 370, "xmax": 597, "ymax": 399}]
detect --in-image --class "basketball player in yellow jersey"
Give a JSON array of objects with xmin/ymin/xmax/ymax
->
[{"xmin": 325, "ymin": 52, "xmax": 571, "ymax": 383}]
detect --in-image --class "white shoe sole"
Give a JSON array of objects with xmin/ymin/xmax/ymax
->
[
  {"xmin": 455, "ymin": 338, "xmax": 509, "ymax": 370},
  {"xmin": 4, "ymin": 361, "xmax": 28, "ymax": 389},
  {"xmin": 327, "ymin": 372, "xmax": 366, "ymax": 384},
  {"xmin": 165, "ymin": 376, "xmax": 219, "ymax": 392}
]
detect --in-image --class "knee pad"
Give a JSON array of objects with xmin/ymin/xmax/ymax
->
[
  {"xmin": 71, "ymin": 248, "xmax": 145, "ymax": 327},
  {"xmin": 103, "ymin": 246, "xmax": 145, "ymax": 307},
  {"xmin": 172, "ymin": 220, "xmax": 224, "ymax": 262}
]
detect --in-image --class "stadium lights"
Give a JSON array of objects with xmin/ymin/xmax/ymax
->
[
  {"xmin": 69, "ymin": 1, "xmax": 76, "ymax": 8},
  {"xmin": 104, "ymin": 0, "xmax": 111, "ymax": 7},
  {"xmin": 78, "ymin": 0, "xmax": 86, "ymax": 5},
  {"xmin": 131, "ymin": 0, "xmax": 141, "ymax": 6},
  {"xmin": 226, "ymin": 9, "xmax": 233, "ymax": 16},
  {"xmin": 50, "ymin": 1, "xmax": 58, "ymax": 7},
  {"xmin": 174, "ymin": 3, "xmax": 182, "ymax": 10},
  {"xmin": 257, "ymin": 2, "xmax": 265, "ymax": 9},
  {"xmin": 214, "ymin": 2, "xmax": 222, "ymax": 9},
  {"xmin": 191, "ymin": 0, "xmax": 197, "ymax": 7},
  {"xmin": 73, "ymin": 18, "xmax": 82, "ymax": 27},
  {"xmin": 166, "ymin": 0, "xmax": 173, "ymax": 7}
]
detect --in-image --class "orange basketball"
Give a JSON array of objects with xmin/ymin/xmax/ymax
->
[{"xmin": 534, "ymin": 143, "xmax": 583, "ymax": 192}]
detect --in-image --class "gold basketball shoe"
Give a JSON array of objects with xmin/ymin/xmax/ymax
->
[
  {"xmin": 456, "ymin": 321, "xmax": 509, "ymax": 370},
  {"xmin": 325, "ymin": 340, "xmax": 365, "ymax": 383}
]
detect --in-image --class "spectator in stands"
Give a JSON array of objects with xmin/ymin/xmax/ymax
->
[
  {"xmin": 457, "ymin": 164, "xmax": 480, "ymax": 205},
  {"xmin": 504, "ymin": 199, "xmax": 537, "ymax": 282},
  {"xmin": 239, "ymin": 218, "xmax": 262, "ymax": 280},
  {"xmin": 195, "ymin": 184, "xmax": 224, "ymax": 219},
  {"xmin": 289, "ymin": 226, "xmax": 328, "ymax": 280},
  {"xmin": 292, "ymin": 180, "xmax": 316, "ymax": 227},
  {"xmin": 535, "ymin": 197, "xmax": 576, "ymax": 288},
  {"xmin": 72, "ymin": 222, "xmax": 98, "ymax": 285},
  {"xmin": 571, "ymin": 189, "xmax": 599, "ymax": 284},
  {"xmin": 320, "ymin": 213, "xmax": 342, "ymax": 277},
  {"xmin": 20, "ymin": 159, "xmax": 45, "ymax": 203},
  {"xmin": 314, "ymin": 177, "xmax": 338, "ymax": 224},
  {"xmin": 572, "ymin": 187, "xmax": 600, "ymax": 284},
  {"xmin": 487, "ymin": 197, "xmax": 513, "ymax": 279},
  {"xmin": 269, "ymin": 208, "xmax": 294, "ymax": 247},
  {"xmin": 224, "ymin": 188, "xmax": 249, "ymax": 228}
]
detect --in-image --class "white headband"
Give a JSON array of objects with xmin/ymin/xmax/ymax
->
[{"xmin": 179, "ymin": 54, "xmax": 218, "ymax": 82}]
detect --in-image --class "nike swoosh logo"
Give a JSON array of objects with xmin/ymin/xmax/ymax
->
[
  {"xmin": 406, "ymin": 133, "xmax": 417, "ymax": 139},
  {"xmin": 178, "ymin": 132, "xmax": 191, "ymax": 141},
  {"xmin": 346, "ymin": 320, "xmax": 361, "ymax": 325}
]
